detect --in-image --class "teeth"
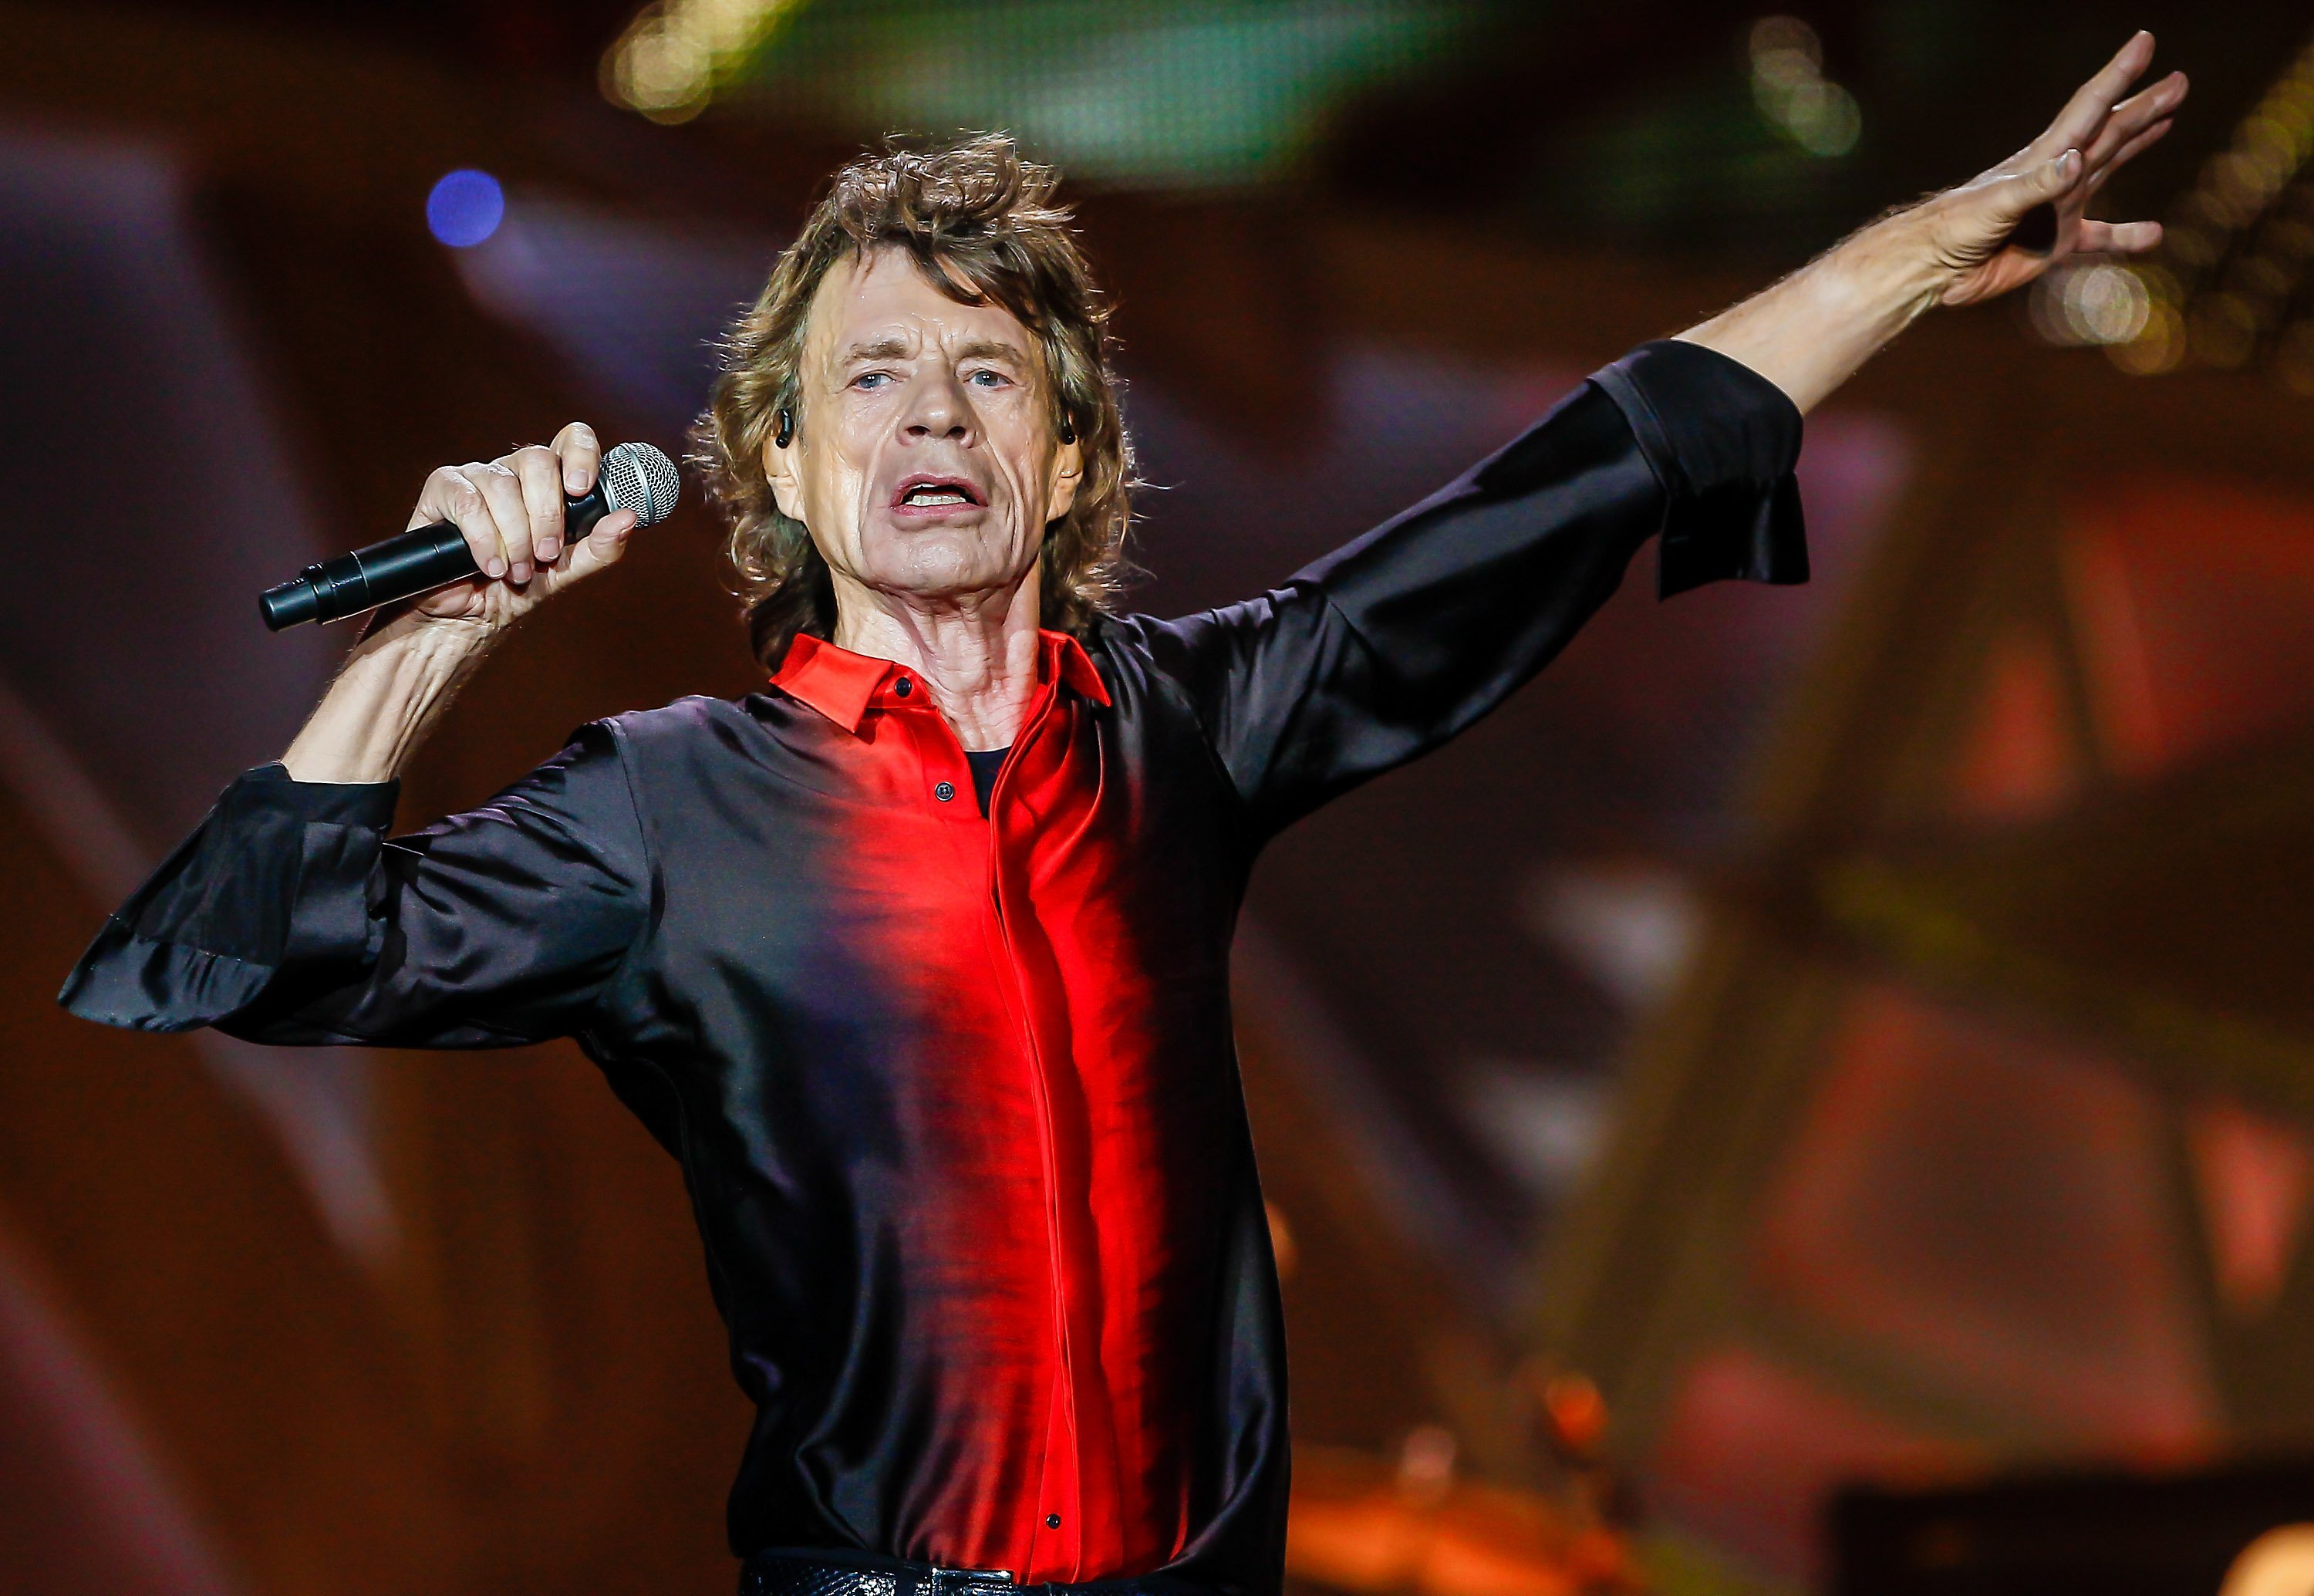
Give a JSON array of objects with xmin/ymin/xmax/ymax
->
[{"xmin": 906, "ymin": 488, "xmax": 968, "ymax": 505}]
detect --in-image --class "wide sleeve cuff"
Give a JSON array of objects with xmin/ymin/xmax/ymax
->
[
  {"xmin": 231, "ymin": 761, "xmax": 403, "ymax": 827},
  {"xmin": 1590, "ymin": 339, "xmax": 1809, "ymax": 599},
  {"xmin": 56, "ymin": 764, "xmax": 400, "ymax": 1032}
]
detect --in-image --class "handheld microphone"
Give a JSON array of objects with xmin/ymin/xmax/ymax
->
[{"xmin": 259, "ymin": 441, "xmax": 681, "ymax": 630}]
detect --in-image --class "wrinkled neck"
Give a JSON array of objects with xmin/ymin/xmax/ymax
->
[{"xmin": 830, "ymin": 571, "xmax": 1043, "ymax": 751}]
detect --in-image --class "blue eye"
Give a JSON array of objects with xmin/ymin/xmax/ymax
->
[
  {"xmin": 854, "ymin": 372, "xmax": 892, "ymax": 390},
  {"xmin": 969, "ymin": 369, "xmax": 1008, "ymax": 387}
]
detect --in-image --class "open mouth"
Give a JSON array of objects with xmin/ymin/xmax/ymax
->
[{"xmin": 891, "ymin": 474, "xmax": 987, "ymax": 511}]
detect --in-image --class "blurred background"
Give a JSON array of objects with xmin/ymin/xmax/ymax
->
[{"xmin": 4, "ymin": 2, "xmax": 2314, "ymax": 1593}]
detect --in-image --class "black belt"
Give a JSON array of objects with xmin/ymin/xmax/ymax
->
[{"xmin": 740, "ymin": 1547, "xmax": 1215, "ymax": 1596}]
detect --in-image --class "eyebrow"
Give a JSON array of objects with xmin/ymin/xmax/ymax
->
[
  {"xmin": 837, "ymin": 336, "xmax": 1031, "ymax": 366},
  {"xmin": 954, "ymin": 338, "xmax": 1029, "ymax": 364}
]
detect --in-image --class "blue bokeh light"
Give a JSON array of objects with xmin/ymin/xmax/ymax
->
[{"xmin": 425, "ymin": 169, "xmax": 504, "ymax": 248}]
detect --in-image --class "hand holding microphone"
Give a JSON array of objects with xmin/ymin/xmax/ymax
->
[{"xmin": 261, "ymin": 423, "xmax": 680, "ymax": 630}]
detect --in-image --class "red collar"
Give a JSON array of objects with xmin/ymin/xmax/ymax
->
[{"xmin": 771, "ymin": 629, "xmax": 1110, "ymax": 736}]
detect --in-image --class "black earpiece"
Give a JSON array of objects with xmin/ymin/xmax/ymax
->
[
  {"xmin": 774, "ymin": 408, "xmax": 794, "ymax": 448},
  {"xmin": 1057, "ymin": 415, "xmax": 1077, "ymax": 445}
]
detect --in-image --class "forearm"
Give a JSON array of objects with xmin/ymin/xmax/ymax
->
[
  {"xmin": 281, "ymin": 615, "xmax": 498, "ymax": 784},
  {"xmin": 1675, "ymin": 209, "xmax": 1949, "ymax": 417}
]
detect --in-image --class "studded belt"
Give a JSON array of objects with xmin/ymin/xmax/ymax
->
[{"xmin": 740, "ymin": 1548, "xmax": 1214, "ymax": 1596}]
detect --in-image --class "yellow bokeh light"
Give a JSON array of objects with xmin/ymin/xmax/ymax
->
[
  {"xmin": 1748, "ymin": 13, "xmax": 1860, "ymax": 160},
  {"xmin": 602, "ymin": 0, "xmax": 805, "ymax": 120},
  {"xmin": 2109, "ymin": 302, "xmax": 2184, "ymax": 376},
  {"xmin": 2066, "ymin": 264, "xmax": 2152, "ymax": 346}
]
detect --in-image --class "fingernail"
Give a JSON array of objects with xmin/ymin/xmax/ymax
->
[
  {"xmin": 511, "ymin": 562, "xmax": 531, "ymax": 583},
  {"xmin": 539, "ymin": 539, "xmax": 560, "ymax": 562},
  {"xmin": 487, "ymin": 557, "xmax": 508, "ymax": 579},
  {"xmin": 565, "ymin": 474, "xmax": 584, "ymax": 494}
]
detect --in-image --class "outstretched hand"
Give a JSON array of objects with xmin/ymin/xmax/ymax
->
[
  {"xmin": 1677, "ymin": 29, "xmax": 2191, "ymax": 413},
  {"xmin": 1924, "ymin": 31, "xmax": 2185, "ymax": 306}
]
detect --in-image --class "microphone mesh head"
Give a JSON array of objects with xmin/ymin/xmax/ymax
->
[{"xmin": 599, "ymin": 441, "xmax": 681, "ymax": 527}]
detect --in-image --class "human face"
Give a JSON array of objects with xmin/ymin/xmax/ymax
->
[{"xmin": 765, "ymin": 248, "xmax": 1083, "ymax": 617}]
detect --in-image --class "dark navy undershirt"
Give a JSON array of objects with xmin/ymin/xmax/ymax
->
[{"xmin": 965, "ymin": 748, "xmax": 1007, "ymax": 815}]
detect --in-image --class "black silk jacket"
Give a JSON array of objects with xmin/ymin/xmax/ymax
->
[{"xmin": 61, "ymin": 341, "xmax": 1805, "ymax": 1595}]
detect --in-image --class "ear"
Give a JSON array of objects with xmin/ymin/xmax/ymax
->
[
  {"xmin": 764, "ymin": 420, "xmax": 805, "ymax": 523},
  {"xmin": 1047, "ymin": 432, "xmax": 1084, "ymax": 525}
]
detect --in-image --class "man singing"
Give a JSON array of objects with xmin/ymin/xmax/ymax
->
[{"xmin": 63, "ymin": 34, "xmax": 2181, "ymax": 1596}]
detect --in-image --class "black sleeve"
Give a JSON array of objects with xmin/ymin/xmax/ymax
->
[
  {"xmin": 1117, "ymin": 339, "xmax": 1805, "ymax": 839},
  {"xmin": 56, "ymin": 722, "xmax": 651, "ymax": 1048}
]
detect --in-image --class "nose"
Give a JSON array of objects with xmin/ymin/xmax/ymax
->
[{"xmin": 902, "ymin": 370, "xmax": 973, "ymax": 444}]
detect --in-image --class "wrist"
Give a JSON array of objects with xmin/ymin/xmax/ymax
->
[
  {"xmin": 281, "ymin": 615, "xmax": 498, "ymax": 784},
  {"xmin": 348, "ymin": 612, "xmax": 501, "ymax": 707},
  {"xmin": 357, "ymin": 599, "xmax": 503, "ymax": 656},
  {"xmin": 1817, "ymin": 207, "xmax": 1953, "ymax": 330}
]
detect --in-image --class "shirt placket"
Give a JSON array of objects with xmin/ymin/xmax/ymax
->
[
  {"xmin": 873, "ymin": 648, "xmax": 1111, "ymax": 1581},
  {"xmin": 977, "ymin": 676, "xmax": 1091, "ymax": 1583},
  {"xmin": 878, "ymin": 673, "xmax": 977, "ymax": 818}
]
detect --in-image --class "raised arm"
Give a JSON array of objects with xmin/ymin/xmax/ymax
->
[
  {"xmin": 1125, "ymin": 32, "xmax": 2184, "ymax": 842},
  {"xmin": 1682, "ymin": 30, "xmax": 2185, "ymax": 413},
  {"xmin": 60, "ymin": 424, "xmax": 653, "ymax": 1045}
]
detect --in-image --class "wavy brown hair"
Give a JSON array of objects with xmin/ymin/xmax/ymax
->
[{"xmin": 692, "ymin": 134, "xmax": 1136, "ymax": 670}]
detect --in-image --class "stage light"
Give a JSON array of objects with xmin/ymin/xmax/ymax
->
[
  {"xmin": 2074, "ymin": 27, "xmax": 2314, "ymax": 385},
  {"xmin": 601, "ymin": 1, "xmax": 1489, "ymax": 187},
  {"xmin": 1787, "ymin": 81, "xmax": 1862, "ymax": 157},
  {"xmin": 2066, "ymin": 265, "xmax": 2152, "ymax": 345},
  {"xmin": 2161, "ymin": 40, "xmax": 2314, "ymax": 329},
  {"xmin": 1749, "ymin": 15, "xmax": 1861, "ymax": 159},
  {"xmin": 426, "ymin": 169, "xmax": 504, "ymax": 248},
  {"xmin": 603, "ymin": 0, "xmax": 805, "ymax": 123},
  {"xmin": 2030, "ymin": 262, "xmax": 2150, "ymax": 347},
  {"xmin": 2109, "ymin": 301, "xmax": 2184, "ymax": 376},
  {"xmin": 1747, "ymin": 15, "xmax": 1820, "ymax": 88}
]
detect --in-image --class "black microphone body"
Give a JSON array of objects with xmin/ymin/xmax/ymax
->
[
  {"xmin": 258, "ymin": 440, "xmax": 680, "ymax": 631},
  {"xmin": 261, "ymin": 487, "xmax": 613, "ymax": 631}
]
